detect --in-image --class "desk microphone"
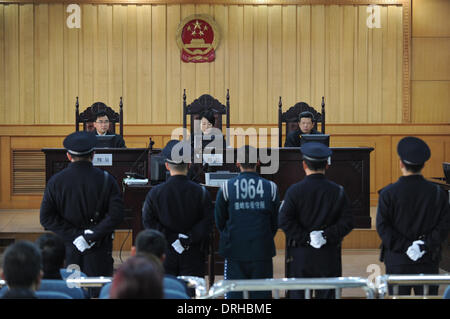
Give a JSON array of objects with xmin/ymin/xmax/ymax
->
[
  {"xmin": 190, "ymin": 162, "xmax": 209, "ymax": 183},
  {"xmin": 125, "ymin": 139, "xmax": 154, "ymax": 179}
]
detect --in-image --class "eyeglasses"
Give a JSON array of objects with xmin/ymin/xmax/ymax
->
[{"xmin": 96, "ymin": 120, "xmax": 110, "ymax": 124}]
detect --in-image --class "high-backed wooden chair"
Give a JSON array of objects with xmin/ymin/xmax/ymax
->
[
  {"xmin": 75, "ymin": 97, "xmax": 124, "ymax": 136},
  {"xmin": 278, "ymin": 96, "xmax": 325, "ymax": 147},
  {"xmin": 182, "ymin": 89, "xmax": 230, "ymax": 139}
]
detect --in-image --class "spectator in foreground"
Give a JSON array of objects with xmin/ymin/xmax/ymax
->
[
  {"xmin": 35, "ymin": 233, "xmax": 65, "ymax": 280},
  {"xmin": 132, "ymin": 229, "xmax": 189, "ymax": 297},
  {"xmin": 1, "ymin": 241, "xmax": 42, "ymax": 299},
  {"xmin": 109, "ymin": 256, "xmax": 164, "ymax": 299}
]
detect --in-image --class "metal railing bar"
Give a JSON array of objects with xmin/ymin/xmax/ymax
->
[{"xmin": 203, "ymin": 277, "xmax": 375, "ymax": 299}]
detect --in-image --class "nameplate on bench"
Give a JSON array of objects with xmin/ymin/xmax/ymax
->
[{"xmin": 93, "ymin": 154, "xmax": 113, "ymax": 166}]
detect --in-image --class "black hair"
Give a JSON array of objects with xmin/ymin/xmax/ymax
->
[
  {"xmin": 303, "ymin": 158, "xmax": 327, "ymax": 171},
  {"xmin": 2, "ymin": 241, "xmax": 42, "ymax": 288},
  {"xmin": 237, "ymin": 145, "xmax": 258, "ymax": 169},
  {"xmin": 95, "ymin": 111, "xmax": 110, "ymax": 121},
  {"xmin": 35, "ymin": 233, "xmax": 65, "ymax": 279},
  {"xmin": 299, "ymin": 111, "xmax": 315, "ymax": 122},
  {"xmin": 110, "ymin": 256, "xmax": 164, "ymax": 299},
  {"xmin": 135, "ymin": 229, "xmax": 168, "ymax": 259},
  {"xmin": 199, "ymin": 110, "xmax": 216, "ymax": 127},
  {"xmin": 401, "ymin": 160, "xmax": 424, "ymax": 174}
]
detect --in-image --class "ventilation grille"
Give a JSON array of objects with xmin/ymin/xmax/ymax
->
[{"xmin": 12, "ymin": 150, "xmax": 46, "ymax": 194}]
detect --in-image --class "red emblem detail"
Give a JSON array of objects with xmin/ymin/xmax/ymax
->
[{"xmin": 177, "ymin": 15, "xmax": 220, "ymax": 63}]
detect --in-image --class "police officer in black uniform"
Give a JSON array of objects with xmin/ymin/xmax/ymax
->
[
  {"xmin": 215, "ymin": 145, "xmax": 280, "ymax": 299},
  {"xmin": 284, "ymin": 111, "xmax": 319, "ymax": 147},
  {"xmin": 278, "ymin": 142, "xmax": 354, "ymax": 299},
  {"xmin": 40, "ymin": 131, "xmax": 125, "ymax": 279},
  {"xmin": 377, "ymin": 136, "xmax": 450, "ymax": 296},
  {"xmin": 142, "ymin": 140, "xmax": 214, "ymax": 278}
]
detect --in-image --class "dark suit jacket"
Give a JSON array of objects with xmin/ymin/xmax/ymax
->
[
  {"xmin": 284, "ymin": 128, "xmax": 319, "ymax": 147},
  {"xmin": 1, "ymin": 288, "xmax": 37, "ymax": 299},
  {"xmin": 95, "ymin": 132, "xmax": 126, "ymax": 148}
]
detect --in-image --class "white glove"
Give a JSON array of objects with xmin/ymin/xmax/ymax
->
[
  {"xmin": 73, "ymin": 235, "xmax": 95, "ymax": 253},
  {"xmin": 171, "ymin": 239, "xmax": 185, "ymax": 254},
  {"xmin": 406, "ymin": 240, "xmax": 426, "ymax": 261},
  {"xmin": 310, "ymin": 230, "xmax": 327, "ymax": 249},
  {"xmin": 179, "ymin": 233, "xmax": 189, "ymax": 240},
  {"xmin": 171, "ymin": 234, "xmax": 190, "ymax": 255}
]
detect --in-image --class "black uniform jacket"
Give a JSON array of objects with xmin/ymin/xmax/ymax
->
[
  {"xmin": 40, "ymin": 161, "xmax": 125, "ymax": 243},
  {"xmin": 142, "ymin": 175, "xmax": 214, "ymax": 245},
  {"xmin": 278, "ymin": 174, "xmax": 354, "ymax": 275},
  {"xmin": 279, "ymin": 173, "xmax": 354, "ymax": 247},
  {"xmin": 376, "ymin": 175, "xmax": 450, "ymax": 265}
]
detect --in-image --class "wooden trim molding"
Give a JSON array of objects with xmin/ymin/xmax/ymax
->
[
  {"xmin": 1, "ymin": 124, "xmax": 449, "ymax": 137},
  {"xmin": 402, "ymin": 0, "xmax": 412, "ymax": 123},
  {"xmin": 0, "ymin": 1, "xmax": 413, "ymax": 5}
]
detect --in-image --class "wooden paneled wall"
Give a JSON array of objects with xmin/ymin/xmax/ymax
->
[
  {"xmin": 411, "ymin": 0, "xmax": 450, "ymax": 123},
  {"xmin": 0, "ymin": 3, "xmax": 406, "ymax": 125},
  {"xmin": 0, "ymin": 0, "xmax": 449, "ymax": 211}
]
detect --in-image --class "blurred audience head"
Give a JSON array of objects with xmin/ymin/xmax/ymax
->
[
  {"xmin": 35, "ymin": 233, "xmax": 65, "ymax": 279},
  {"xmin": 109, "ymin": 256, "xmax": 164, "ymax": 299},
  {"xmin": 132, "ymin": 229, "xmax": 167, "ymax": 262},
  {"xmin": 1, "ymin": 241, "xmax": 42, "ymax": 290}
]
